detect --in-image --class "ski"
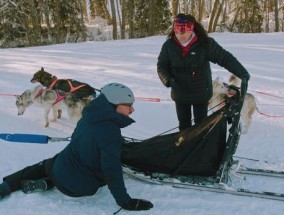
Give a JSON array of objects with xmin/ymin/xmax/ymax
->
[
  {"xmin": 237, "ymin": 165, "xmax": 284, "ymax": 178},
  {"xmin": 123, "ymin": 166, "xmax": 284, "ymax": 202}
]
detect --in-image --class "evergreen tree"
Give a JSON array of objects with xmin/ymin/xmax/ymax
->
[
  {"xmin": 131, "ymin": 0, "xmax": 170, "ymax": 38},
  {"xmin": 0, "ymin": 0, "xmax": 29, "ymax": 47}
]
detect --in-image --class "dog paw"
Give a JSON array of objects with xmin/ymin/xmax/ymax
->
[{"xmin": 44, "ymin": 122, "xmax": 49, "ymax": 127}]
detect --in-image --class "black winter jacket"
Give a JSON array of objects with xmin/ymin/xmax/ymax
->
[
  {"xmin": 157, "ymin": 36, "xmax": 250, "ymax": 104},
  {"xmin": 52, "ymin": 94, "xmax": 134, "ymax": 207}
]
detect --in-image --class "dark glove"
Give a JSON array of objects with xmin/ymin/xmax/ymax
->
[
  {"xmin": 122, "ymin": 198, "xmax": 153, "ymax": 211},
  {"xmin": 169, "ymin": 79, "xmax": 180, "ymax": 90}
]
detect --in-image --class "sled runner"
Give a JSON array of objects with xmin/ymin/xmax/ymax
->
[{"xmin": 121, "ymin": 86, "xmax": 284, "ymax": 201}]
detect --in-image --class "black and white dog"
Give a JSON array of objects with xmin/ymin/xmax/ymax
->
[{"xmin": 31, "ymin": 67, "xmax": 97, "ymax": 102}]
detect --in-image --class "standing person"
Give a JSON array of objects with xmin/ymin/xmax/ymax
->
[
  {"xmin": 0, "ymin": 83, "xmax": 153, "ymax": 212},
  {"xmin": 157, "ymin": 13, "xmax": 250, "ymax": 130}
]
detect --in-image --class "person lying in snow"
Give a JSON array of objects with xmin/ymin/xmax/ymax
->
[{"xmin": 0, "ymin": 83, "xmax": 153, "ymax": 212}]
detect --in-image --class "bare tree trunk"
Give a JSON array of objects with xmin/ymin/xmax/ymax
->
[
  {"xmin": 244, "ymin": 1, "xmax": 249, "ymax": 33},
  {"xmin": 84, "ymin": 0, "xmax": 90, "ymax": 22},
  {"xmin": 128, "ymin": 0, "xmax": 134, "ymax": 38},
  {"xmin": 219, "ymin": 0, "xmax": 227, "ymax": 32},
  {"xmin": 207, "ymin": 0, "xmax": 213, "ymax": 14},
  {"xmin": 182, "ymin": 0, "xmax": 189, "ymax": 14},
  {"xmin": 265, "ymin": 0, "xmax": 269, "ymax": 32},
  {"xmin": 29, "ymin": 0, "xmax": 41, "ymax": 45},
  {"xmin": 79, "ymin": 0, "xmax": 87, "ymax": 41},
  {"xmin": 54, "ymin": 1, "xmax": 64, "ymax": 43},
  {"xmin": 197, "ymin": 0, "xmax": 205, "ymax": 23},
  {"xmin": 116, "ymin": 0, "xmax": 122, "ymax": 34},
  {"xmin": 172, "ymin": 0, "xmax": 179, "ymax": 17},
  {"xmin": 207, "ymin": 0, "xmax": 220, "ymax": 32},
  {"xmin": 212, "ymin": 0, "xmax": 225, "ymax": 32},
  {"xmin": 89, "ymin": 0, "xmax": 96, "ymax": 18},
  {"xmin": 274, "ymin": 0, "xmax": 279, "ymax": 32},
  {"xmin": 121, "ymin": 0, "xmax": 126, "ymax": 39},
  {"xmin": 229, "ymin": 6, "xmax": 240, "ymax": 32},
  {"xmin": 42, "ymin": 0, "xmax": 52, "ymax": 43},
  {"xmin": 190, "ymin": 0, "xmax": 195, "ymax": 16},
  {"xmin": 282, "ymin": 2, "xmax": 284, "ymax": 31},
  {"xmin": 110, "ymin": 0, "xmax": 117, "ymax": 39}
]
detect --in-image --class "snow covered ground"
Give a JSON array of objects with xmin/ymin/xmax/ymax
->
[{"xmin": 1, "ymin": 32, "xmax": 284, "ymax": 215}]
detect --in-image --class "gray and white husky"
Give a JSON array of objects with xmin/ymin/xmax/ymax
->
[
  {"xmin": 209, "ymin": 76, "xmax": 257, "ymax": 134},
  {"xmin": 16, "ymin": 85, "xmax": 86, "ymax": 127}
]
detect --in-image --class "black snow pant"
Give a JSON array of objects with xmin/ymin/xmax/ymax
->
[
  {"xmin": 3, "ymin": 155, "xmax": 57, "ymax": 192},
  {"xmin": 175, "ymin": 101, "xmax": 208, "ymax": 131}
]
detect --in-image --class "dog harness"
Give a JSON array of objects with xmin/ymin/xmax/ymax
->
[
  {"xmin": 34, "ymin": 79, "xmax": 87, "ymax": 106},
  {"xmin": 34, "ymin": 88, "xmax": 45, "ymax": 99},
  {"xmin": 34, "ymin": 87, "xmax": 67, "ymax": 106},
  {"xmin": 52, "ymin": 90, "xmax": 67, "ymax": 105},
  {"xmin": 48, "ymin": 79, "xmax": 86, "ymax": 93}
]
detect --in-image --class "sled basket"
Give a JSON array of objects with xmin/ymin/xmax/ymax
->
[{"xmin": 122, "ymin": 87, "xmax": 242, "ymax": 179}]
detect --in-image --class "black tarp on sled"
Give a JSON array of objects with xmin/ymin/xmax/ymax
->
[{"xmin": 122, "ymin": 89, "xmax": 242, "ymax": 177}]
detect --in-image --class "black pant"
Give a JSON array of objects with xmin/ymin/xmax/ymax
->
[
  {"xmin": 3, "ymin": 156, "xmax": 57, "ymax": 192},
  {"xmin": 175, "ymin": 101, "xmax": 208, "ymax": 130}
]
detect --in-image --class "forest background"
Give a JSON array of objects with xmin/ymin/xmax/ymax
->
[{"xmin": 0, "ymin": 0, "xmax": 284, "ymax": 48}]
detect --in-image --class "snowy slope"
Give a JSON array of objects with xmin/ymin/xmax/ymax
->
[{"xmin": 1, "ymin": 32, "xmax": 284, "ymax": 215}]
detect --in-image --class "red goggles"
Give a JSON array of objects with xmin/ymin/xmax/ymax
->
[
  {"xmin": 174, "ymin": 17, "xmax": 194, "ymax": 33},
  {"xmin": 174, "ymin": 22, "xmax": 194, "ymax": 33}
]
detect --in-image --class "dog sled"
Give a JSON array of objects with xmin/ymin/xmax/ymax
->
[
  {"xmin": 121, "ymin": 86, "xmax": 239, "ymax": 183},
  {"xmin": 121, "ymin": 85, "xmax": 284, "ymax": 201},
  {"xmin": 1, "ymin": 84, "xmax": 284, "ymax": 201}
]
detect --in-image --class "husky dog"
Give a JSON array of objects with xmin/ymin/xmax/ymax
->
[
  {"xmin": 16, "ymin": 85, "xmax": 86, "ymax": 127},
  {"xmin": 31, "ymin": 67, "xmax": 96, "ymax": 102},
  {"xmin": 209, "ymin": 76, "xmax": 257, "ymax": 134},
  {"xmin": 208, "ymin": 77, "xmax": 230, "ymax": 112}
]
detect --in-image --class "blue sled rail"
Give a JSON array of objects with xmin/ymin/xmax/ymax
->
[{"xmin": 0, "ymin": 133, "xmax": 71, "ymax": 144}]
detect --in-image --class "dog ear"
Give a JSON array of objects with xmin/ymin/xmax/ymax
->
[
  {"xmin": 212, "ymin": 77, "xmax": 219, "ymax": 86},
  {"xmin": 228, "ymin": 75, "xmax": 241, "ymax": 87}
]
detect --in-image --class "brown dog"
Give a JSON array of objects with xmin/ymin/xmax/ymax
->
[{"xmin": 31, "ymin": 67, "xmax": 97, "ymax": 100}]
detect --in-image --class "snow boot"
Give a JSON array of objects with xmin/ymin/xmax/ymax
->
[
  {"xmin": 21, "ymin": 179, "xmax": 48, "ymax": 194},
  {"xmin": 0, "ymin": 181, "xmax": 12, "ymax": 200}
]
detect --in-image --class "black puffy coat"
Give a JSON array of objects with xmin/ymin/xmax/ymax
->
[{"xmin": 157, "ymin": 36, "xmax": 250, "ymax": 104}]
